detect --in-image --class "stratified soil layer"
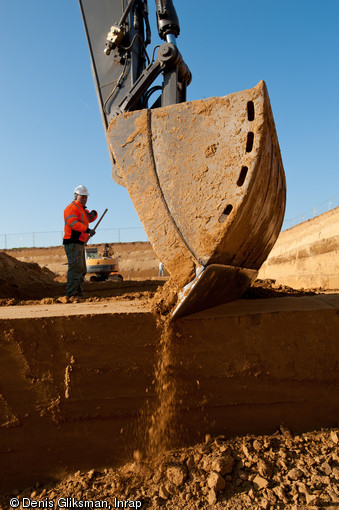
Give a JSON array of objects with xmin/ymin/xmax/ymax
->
[{"xmin": 259, "ymin": 205, "xmax": 339, "ymax": 289}]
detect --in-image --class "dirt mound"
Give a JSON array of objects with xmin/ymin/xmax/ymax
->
[
  {"xmin": 0, "ymin": 252, "xmax": 58, "ymax": 299},
  {"xmin": 2, "ymin": 427, "xmax": 338, "ymax": 508}
]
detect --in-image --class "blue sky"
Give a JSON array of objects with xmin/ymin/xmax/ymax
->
[{"xmin": 0, "ymin": 0, "xmax": 338, "ymax": 247}]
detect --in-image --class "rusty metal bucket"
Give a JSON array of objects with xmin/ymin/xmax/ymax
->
[{"xmin": 107, "ymin": 81, "xmax": 286, "ymax": 317}]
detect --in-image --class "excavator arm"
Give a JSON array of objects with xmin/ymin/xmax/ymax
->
[
  {"xmin": 78, "ymin": 0, "xmax": 286, "ymax": 318},
  {"xmin": 79, "ymin": 0, "xmax": 191, "ymax": 187},
  {"xmin": 79, "ymin": 1, "xmax": 189, "ymax": 118}
]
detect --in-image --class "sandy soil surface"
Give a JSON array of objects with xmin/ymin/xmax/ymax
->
[{"xmin": 0, "ymin": 248, "xmax": 338, "ymax": 507}]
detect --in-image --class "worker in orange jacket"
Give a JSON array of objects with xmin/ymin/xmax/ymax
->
[{"xmin": 63, "ymin": 185, "xmax": 98, "ymax": 297}]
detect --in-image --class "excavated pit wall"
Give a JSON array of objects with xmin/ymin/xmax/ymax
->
[
  {"xmin": 258, "ymin": 206, "xmax": 339, "ymax": 289},
  {"xmin": 0, "ymin": 294, "xmax": 338, "ymax": 491}
]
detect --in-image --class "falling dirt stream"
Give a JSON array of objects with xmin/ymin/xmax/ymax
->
[{"xmin": 147, "ymin": 316, "xmax": 179, "ymax": 455}]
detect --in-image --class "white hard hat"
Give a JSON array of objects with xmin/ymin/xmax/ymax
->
[{"xmin": 74, "ymin": 185, "xmax": 89, "ymax": 196}]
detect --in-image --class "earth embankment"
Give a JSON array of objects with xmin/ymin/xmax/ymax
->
[{"xmin": 258, "ymin": 206, "xmax": 339, "ymax": 289}]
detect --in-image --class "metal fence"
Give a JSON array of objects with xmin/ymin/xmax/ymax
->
[
  {"xmin": 282, "ymin": 194, "xmax": 339, "ymax": 231},
  {"xmin": 0, "ymin": 227, "xmax": 148, "ymax": 250}
]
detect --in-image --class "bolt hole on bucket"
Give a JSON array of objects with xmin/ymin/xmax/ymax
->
[
  {"xmin": 246, "ymin": 132, "xmax": 254, "ymax": 152},
  {"xmin": 218, "ymin": 204, "xmax": 233, "ymax": 223},
  {"xmin": 237, "ymin": 166, "xmax": 248, "ymax": 187},
  {"xmin": 247, "ymin": 100, "xmax": 255, "ymax": 121}
]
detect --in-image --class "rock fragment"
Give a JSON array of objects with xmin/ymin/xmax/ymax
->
[
  {"xmin": 166, "ymin": 464, "xmax": 187, "ymax": 486},
  {"xmin": 207, "ymin": 489, "xmax": 217, "ymax": 505},
  {"xmin": 211, "ymin": 455, "xmax": 235, "ymax": 475},
  {"xmin": 330, "ymin": 431, "xmax": 339, "ymax": 444},
  {"xmin": 158, "ymin": 485, "xmax": 169, "ymax": 499},
  {"xmin": 87, "ymin": 469, "xmax": 95, "ymax": 480},
  {"xmin": 168, "ymin": 482, "xmax": 178, "ymax": 495},
  {"xmin": 201, "ymin": 456, "xmax": 212, "ymax": 472},
  {"xmin": 259, "ymin": 498, "xmax": 270, "ymax": 509},
  {"xmin": 273, "ymin": 485, "xmax": 285, "ymax": 501},
  {"xmin": 253, "ymin": 439, "xmax": 262, "ymax": 452},
  {"xmin": 320, "ymin": 461, "xmax": 331, "ymax": 475},
  {"xmin": 248, "ymin": 488, "xmax": 255, "ymax": 500},
  {"xmin": 258, "ymin": 460, "xmax": 273, "ymax": 479},
  {"xmin": 287, "ymin": 468, "xmax": 303, "ymax": 481},
  {"xmin": 186, "ymin": 455, "xmax": 195, "ymax": 472},
  {"xmin": 207, "ymin": 471, "xmax": 226, "ymax": 492},
  {"xmin": 253, "ymin": 475, "xmax": 269, "ymax": 490},
  {"xmin": 242, "ymin": 444, "xmax": 252, "ymax": 460}
]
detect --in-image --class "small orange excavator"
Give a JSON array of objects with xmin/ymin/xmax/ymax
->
[
  {"xmin": 85, "ymin": 244, "xmax": 123, "ymax": 282},
  {"xmin": 78, "ymin": 0, "xmax": 286, "ymax": 318}
]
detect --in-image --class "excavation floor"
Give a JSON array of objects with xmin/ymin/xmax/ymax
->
[
  {"xmin": 0, "ymin": 292, "xmax": 337, "ymax": 319},
  {"xmin": 0, "ymin": 293, "xmax": 338, "ymax": 491},
  {"xmin": 0, "ymin": 298, "xmax": 151, "ymax": 319}
]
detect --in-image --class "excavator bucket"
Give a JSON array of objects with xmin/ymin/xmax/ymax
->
[{"xmin": 107, "ymin": 80, "xmax": 286, "ymax": 317}]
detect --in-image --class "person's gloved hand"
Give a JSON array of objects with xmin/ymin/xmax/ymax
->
[
  {"xmin": 86, "ymin": 228, "xmax": 96, "ymax": 236},
  {"xmin": 90, "ymin": 210, "xmax": 97, "ymax": 219}
]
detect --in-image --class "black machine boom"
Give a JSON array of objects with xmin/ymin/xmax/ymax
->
[{"xmin": 78, "ymin": 0, "xmax": 190, "ymax": 124}]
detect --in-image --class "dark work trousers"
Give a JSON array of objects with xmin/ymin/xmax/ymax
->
[{"xmin": 64, "ymin": 243, "xmax": 87, "ymax": 297}]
